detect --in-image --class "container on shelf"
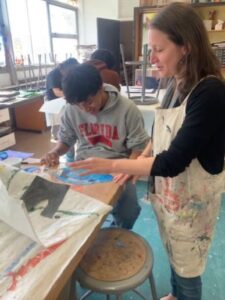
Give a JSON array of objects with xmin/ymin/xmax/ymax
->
[{"xmin": 203, "ymin": 20, "xmax": 213, "ymax": 31}]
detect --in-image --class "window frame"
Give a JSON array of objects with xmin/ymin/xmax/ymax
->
[
  {"xmin": 0, "ymin": 0, "xmax": 79, "ymax": 87},
  {"xmin": 45, "ymin": 0, "xmax": 79, "ymax": 61}
]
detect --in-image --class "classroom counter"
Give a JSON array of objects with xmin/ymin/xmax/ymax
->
[{"xmin": 0, "ymin": 92, "xmax": 47, "ymax": 132}]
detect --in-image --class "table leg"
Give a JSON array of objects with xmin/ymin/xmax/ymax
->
[{"xmin": 57, "ymin": 272, "xmax": 78, "ymax": 300}]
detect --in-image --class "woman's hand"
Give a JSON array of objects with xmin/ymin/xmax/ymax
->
[
  {"xmin": 130, "ymin": 154, "xmax": 149, "ymax": 184},
  {"xmin": 69, "ymin": 157, "xmax": 115, "ymax": 175},
  {"xmin": 113, "ymin": 173, "xmax": 132, "ymax": 186},
  {"xmin": 41, "ymin": 151, "xmax": 60, "ymax": 167},
  {"xmin": 70, "ymin": 156, "xmax": 154, "ymax": 178},
  {"xmin": 113, "ymin": 151, "xmax": 150, "ymax": 185}
]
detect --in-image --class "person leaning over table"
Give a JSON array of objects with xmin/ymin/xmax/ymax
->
[
  {"xmin": 46, "ymin": 57, "xmax": 79, "ymax": 162},
  {"xmin": 69, "ymin": 3, "xmax": 225, "ymax": 300},
  {"xmin": 46, "ymin": 58, "xmax": 79, "ymax": 101},
  {"xmin": 88, "ymin": 48, "xmax": 121, "ymax": 91},
  {"xmin": 41, "ymin": 63, "xmax": 150, "ymax": 230}
]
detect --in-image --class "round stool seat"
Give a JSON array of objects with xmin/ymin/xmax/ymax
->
[{"xmin": 76, "ymin": 228, "xmax": 155, "ymax": 295}]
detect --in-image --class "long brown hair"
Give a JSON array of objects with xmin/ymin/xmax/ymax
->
[{"xmin": 150, "ymin": 2, "xmax": 223, "ymax": 98}]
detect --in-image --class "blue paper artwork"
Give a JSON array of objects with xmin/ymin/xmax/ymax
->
[
  {"xmin": 23, "ymin": 166, "xmax": 41, "ymax": 173},
  {"xmin": 53, "ymin": 167, "xmax": 113, "ymax": 185},
  {"xmin": 0, "ymin": 151, "xmax": 8, "ymax": 160},
  {"xmin": 0, "ymin": 150, "xmax": 33, "ymax": 161}
]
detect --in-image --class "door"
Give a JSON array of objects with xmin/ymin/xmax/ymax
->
[{"xmin": 97, "ymin": 18, "xmax": 120, "ymax": 72}]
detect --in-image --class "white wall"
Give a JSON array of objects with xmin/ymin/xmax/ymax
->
[
  {"xmin": 79, "ymin": 0, "xmax": 119, "ymax": 45},
  {"xmin": 78, "ymin": 0, "xmax": 139, "ymax": 45},
  {"xmin": 118, "ymin": 0, "xmax": 139, "ymax": 20},
  {"xmin": 1, "ymin": 1, "xmax": 140, "ymax": 87},
  {"xmin": 0, "ymin": 73, "xmax": 11, "ymax": 87}
]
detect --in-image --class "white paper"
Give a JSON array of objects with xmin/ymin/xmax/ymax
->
[
  {"xmin": 0, "ymin": 182, "xmax": 39, "ymax": 242},
  {"xmin": 129, "ymin": 86, "xmax": 155, "ymax": 93},
  {"xmin": 39, "ymin": 98, "xmax": 66, "ymax": 114},
  {"xmin": 0, "ymin": 164, "xmax": 111, "ymax": 247}
]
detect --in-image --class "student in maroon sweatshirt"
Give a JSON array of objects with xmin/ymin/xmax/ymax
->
[{"xmin": 88, "ymin": 49, "xmax": 121, "ymax": 91}]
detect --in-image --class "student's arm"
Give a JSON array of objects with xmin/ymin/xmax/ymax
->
[
  {"xmin": 130, "ymin": 149, "xmax": 142, "ymax": 159},
  {"xmin": 112, "ymin": 102, "xmax": 150, "ymax": 184},
  {"xmin": 137, "ymin": 140, "xmax": 153, "ymax": 158},
  {"xmin": 41, "ymin": 142, "xmax": 69, "ymax": 167},
  {"xmin": 125, "ymin": 102, "xmax": 150, "ymax": 152},
  {"xmin": 52, "ymin": 87, "xmax": 64, "ymax": 98},
  {"xmin": 47, "ymin": 69, "xmax": 63, "ymax": 99}
]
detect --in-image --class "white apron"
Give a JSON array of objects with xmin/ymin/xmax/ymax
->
[{"xmin": 151, "ymin": 82, "xmax": 225, "ymax": 277}]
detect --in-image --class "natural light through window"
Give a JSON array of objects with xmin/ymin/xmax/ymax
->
[{"xmin": 6, "ymin": 0, "xmax": 78, "ymax": 65}]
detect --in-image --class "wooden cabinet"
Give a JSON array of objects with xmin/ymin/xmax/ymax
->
[
  {"xmin": 14, "ymin": 96, "xmax": 47, "ymax": 132},
  {"xmin": 0, "ymin": 108, "xmax": 16, "ymax": 150},
  {"xmin": 134, "ymin": 2, "xmax": 225, "ymax": 77},
  {"xmin": 194, "ymin": 3, "xmax": 225, "ymax": 78},
  {"xmin": 140, "ymin": 0, "xmax": 152, "ymax": 6}
]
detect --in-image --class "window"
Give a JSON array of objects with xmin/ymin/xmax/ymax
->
[
  {"xmin": 50, "ymin": 4, "xmax": 77, "ymax": 35},
  {"xmin": 6, "ymin": 0, "xmax": 51, "ymax": 65},
  {"xmin": 52, "ymin": 38, "xmax": 78, "ymax": 62},
  {"xmin": 49, "ymin": 2, "xmax": 78, "ymax": 62},
  {"xmin": 6, "ymin": 0, "xmax": 78, "ymax": 65},
  {"xmin": 55, "ymin": 0, "xmax": 78, "ymax": 6},
  {"xmin": 0, "ymin": 34, "xmax": 6, "ymax": 67}
]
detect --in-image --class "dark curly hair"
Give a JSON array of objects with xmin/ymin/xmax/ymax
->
[
  {"xmin": 62, "ymin": 63, "xmax": 103, "ymax": 104},
  {"xmin": 91, "ymin": 49, "xmax": 115, "ymax": 69},
  {"xmin": 58, "ymin": 58, "xmax": 79, "ymax": 73}
]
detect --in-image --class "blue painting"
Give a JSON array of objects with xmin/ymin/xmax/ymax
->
[{"xmin": 53, "ymin": 167, "xmax": 113, "ymax": 185}]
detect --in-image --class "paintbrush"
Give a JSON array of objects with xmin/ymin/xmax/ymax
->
[{"xmin": 21, "ymin": 158, "xmax": 42, "ymax": 165}]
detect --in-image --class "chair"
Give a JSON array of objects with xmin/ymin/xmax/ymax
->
[
  {"xmin": 120, "ymin": 43, "xmax": 161, "ymax": 105},
  {"xmin": 75, "ymin": 227, "xmax": 158, "ymax": 300}
]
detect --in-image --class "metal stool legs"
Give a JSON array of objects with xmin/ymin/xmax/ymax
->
[
  {"xmin": 149, "ymin": 272, "xmax": 158, "ymax": 300},
  {"xmin": 75, "ymin": 228, "xmax": 158, "ymax": 300}
]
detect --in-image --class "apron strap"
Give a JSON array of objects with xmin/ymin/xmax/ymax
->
[{"xmin": 181, "ymin": 75, "xmax": 217, "ymax": 107}]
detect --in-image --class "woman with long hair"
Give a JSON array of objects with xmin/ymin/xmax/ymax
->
[{"xmin": 71, "ymin": 3, "xmax": 225, "ymax": 299}]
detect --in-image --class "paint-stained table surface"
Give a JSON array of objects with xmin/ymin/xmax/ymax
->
[
  {"xmin": 0, "ymin": 166, "xmax": 122, "ymax": 300},
  {"xmin": 46, "ymin": 181, "xmax": 122, "ymax": 300}
]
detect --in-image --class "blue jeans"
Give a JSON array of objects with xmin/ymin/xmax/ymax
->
[
  {"xmin": 171, "ymin": 267, "xmax": 202, "ymax": 300},
  {"xmin": 112, "ymin": 181, "xmax": 141, "ymax": 229}
]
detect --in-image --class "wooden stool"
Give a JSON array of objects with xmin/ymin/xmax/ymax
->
[{"xmin": 75, "ymin": 227, "xmax": 158, "ymax": 300}]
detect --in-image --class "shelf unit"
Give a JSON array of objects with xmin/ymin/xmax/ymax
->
[
  {"xmin": 0, "ymin": 108, "xmax": 15, "ymax": 151},
  {"xmin": 207, "ymin": 30, "xmax": 225, "ymax": 32},
  {"xmin": 134, "ymin": 2, "xmax": 225, "ymax": 77}
]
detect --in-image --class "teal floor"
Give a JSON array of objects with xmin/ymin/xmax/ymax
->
[{"xmin": 77, "ymin": 181, "xmax": 225, "ymax": 300}]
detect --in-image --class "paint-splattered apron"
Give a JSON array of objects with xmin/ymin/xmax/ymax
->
[{"xmin": 151, "ymin": 82, "xmax": 225, "ymax": 277}]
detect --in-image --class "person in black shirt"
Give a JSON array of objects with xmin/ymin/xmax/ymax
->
[
  {"xmin": 70, "ymin": 3, "xmax": 225, "ymax": 300},
  {"xmin": 46, "ymin": 58, "xmax": 78, "ymax": 101}
]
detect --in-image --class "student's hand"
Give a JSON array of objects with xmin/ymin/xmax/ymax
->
[
  {"xmin": 69, "ymin": 157, "xmax": 114, "ymax": 175},
  {"xmin": 41, "ymin": 150, "xmax": 60, "ymax": 167}
]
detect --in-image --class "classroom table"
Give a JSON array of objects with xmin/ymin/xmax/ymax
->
[
  {"xmin": 120, "ymin": 86, "xmax": 165, "ymax": 136},
  {"xmin": 0, "ymin": 167, "xmax": 122, "ymax": 300}
]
